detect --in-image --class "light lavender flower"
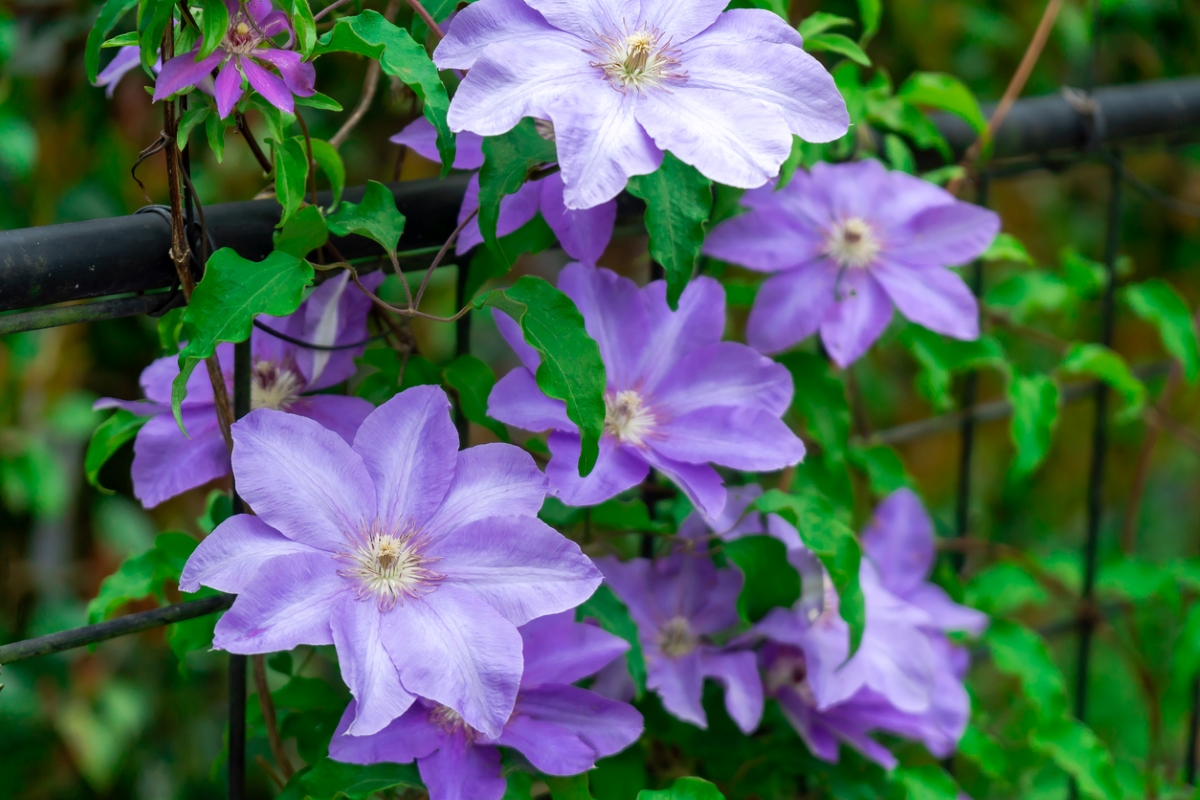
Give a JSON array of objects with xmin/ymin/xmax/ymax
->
[
  {"xmin": 152, "ymin": 0, "xmax": 315, "ymax": 118},
  {"xmin": 391, "ymin": 117, "xmax": 616, "ymax": 265},
  {"xmin": 95, "ymin": 273, "xmax": 379, "ymax": 509},
  {"xmin": 597, "ymin": 548, "xmax": 763, "ymax": 734},
  {"xmin": 93, "ymin": 46, "xmax": 146, "ymax": 97},
  {"xmin": 433, "ymin": 0, "xmax": 849, "ymax": 209},
  {"xmin": 703, "ymin": 160, "xmax": 1001, "ymax": 366},
  {"xmin": 329, "ymin": 612, "xmax": 643, "ymax": 800},
  {"xmin": 179, "ymin": 385, "xmax": 602, "ymax": 738},
  {"xmin": 487, "ymin": 264, "xmax": 804, "ymax": 520}
]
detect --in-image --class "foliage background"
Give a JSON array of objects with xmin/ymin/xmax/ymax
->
[{"xmin": 2, "ymin": 0, "xmax": 1200, "ymax": 797}]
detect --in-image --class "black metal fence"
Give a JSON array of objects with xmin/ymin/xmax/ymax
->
[{"xmin": 1, "ymin": 73, "xmax": 1200, "ymax": 798}]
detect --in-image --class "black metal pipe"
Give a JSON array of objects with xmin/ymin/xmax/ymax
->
[{"xmin": 0, "ymin": 594, "xmax": 234, "ymax": 664}]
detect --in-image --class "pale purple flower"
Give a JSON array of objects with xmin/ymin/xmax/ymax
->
[
  {"xmin": 703, "ymin": 160, "xmax": 1001, "ymax": 366},
  {"xmin": 391, "ymin": 117, "xmax": 616, "ymax": 265},
  {"xmin": 433, "ymin": 0, "xmax": 849, "ymax": 209},
  {"xmin": 596, "ymin": 548, "xmax": 763, "ymax": 734},
  {"xmin": 487, "ymin": 264, "xmax": 804, "ymax": 520},
  {"xmin": 94, "ymin": 46, "xmax": 146, "ymax": 97},
  {"xmin": 95, "ymin": 273, "xmax": 379, "ymax": 509},
  {"xmin": 179, "ymin": 385, "xmax": 602, "ymax": 738},
  {"xmin": 152, "ymin": 0, "xmax": 316, "ymax": 118},
  {"xmin": 329, "ymin": 612, "xmax": 643, "ymax": 800}
]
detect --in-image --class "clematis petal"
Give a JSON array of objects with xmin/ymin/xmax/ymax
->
[
  {"xmin": 809, "ymin": 159, "xmax": 888, "ymax": 219},
  {"xmin": 417, "ymin": 736, "xmax": 506, "ymax": 800},
  {"xmin": 434, "ymin": 0, "xmax": 580, "ymax": 70},
  {"xmin": 700, "ymin": 649, "xmax": 764, "ymax": 734},
  {"xmin": 702, "ymin": 205, "xmax": 825, "ymax": 272},
  {"xmin": 382, "ymin": 585, "xmax": 523, "ymax": 738},
  {"xmin": 495, "ymin": 714, "xmax": 597, "ymax": 775},
  {"xmin": 642, "ymin": 450, "xmax": 726, "ymax": 520},
  {"xmin": 492, "ymin": 308, "xmax": 541, "ymax": 371},
  {"xmin": 501, "ymin": 685, "xmax": 643, "ymax": 773},
  {"xmin": 648, "ymin": 650, "xmax": 708, "ymax": 728},
  {"xmin": 679, "ymin": 7, "xmax": 802, "ymax": 47},
  {"xmin": 131, "ymin": 406, "xmax": 230, "ymax": 509},
  {"xmin": 595, "ymin": 556, "xmax": 660, "ymax": 631},
  {"xmin": 818, "ymin": 268, "xmax": 894, "ymax": 368},
  {"xmin": 252, "ymin": 48, "xmax": 316, "ymax": 98},
  {"xmin": 557, "ymin": 263, "xmax": 648, "ymax": 388},
  {"xmin": 776, "ymin": 690, "xmax": 842, "ymax": 764},
  {"xmin": 651, "ymin": 406, "xmax": 805, "ymax": 472},
  {"xmin": 153, "ymin": 49, "xmax": 225, "ymax": 101},
  {"xmin": 95, "ymin": 46, "xmax": 143, "ymax": 95},
  {"xmin": 298, "ymin": 270, "xmax": 381, "ymax": 390},
  {"xmin": 488, "ymin": 368, "xmax": 573, "ymax": 433},
  {"xmin": 523, "ymin": 0, "xmax": 639, "ymax": 41},
  {"xmin": 536, "ymin": 173, "xmax": 615, "ymax": 264},
  {"xmin": 745, "ymin": 260, "xmax": 840, "ymax": 355},
  {"xmin": 887, "ymin": 200, "xmax": 1001, "ymax": 268},
  {"xmin": 906, "ymin": 584, "xmax": 989, "ymax": 635},
  {"xmin": 871, "ymin": 260, "xmax": 979, "ymax": 340},
  {"xmin": 288, "ymin": 395, "xmax": 375, "ymax": 445},
  {"xmin": 332, "ymin": 595, "xmax": 419, "ymax": 735},
  {"xmin": 231, "ymin": 409, "xmax": 376, "ymax": 551},
  {"xmin": 653, "ymin": 341, "xmax": 794, "ymax": 417},
  {"xmin": 390, "ymin": 116, "xmax": 485, "ymax": 170},
  {"xmin": 212, "ymin": 552, "xmax": 342, "ymax": 653},
  {"xmin": 635, "ymin": 86, "xmax": 791, "ymax": 190},
  {"xmin": 637, "ymin": 276, "xmax": 726, "ymax": 391},
  {"xmin": 241, "ymin": 55, "xmax": 294, "ymax": 114},
  {"xmin": 352, "ymin": 386, "xmax": 458, "ymax": 532},
  {"xmin": 214, "ymin": 59, "xmax": 244, "ymax": 118},
  {"xmin": 861, "ymin": 488, "xmax": 935, "ymax": 596},
  {"xmin": 639, "ymin": 0, "xmax": 729, "ymax": 42},
  {"xmin": 329, "ymin": 701, "xmax": 444, "ymax": 764},
  {"xmin": 455, "ymin": 172, "xmax": 542, "ymax": 255},
  {"xmin": 427, "ymin": 515, "xmax": 601, "ymax": 626},
  {"xmin": 546, "ymin": 432, "xmax": 650, "ymax": 508},
  {"xmin": 423, "ymin": 444, "xmax": 549, "ymax": 539},
  {"xmin": 519, "ymin": 612, "xmax": 629, "ymax": 686},
  {"xmin": 689, "ymin": 566, "xmax": 745, "ymax": 635},
  {"xmin": 180, "ymin": 514, "xmax": 318, "ymax": 593}
]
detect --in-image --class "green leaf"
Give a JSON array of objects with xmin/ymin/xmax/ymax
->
[
  {"xmin": 474, "ymin": 276, "xmax": 605, "ymax": 476},
  {"xmin": 199, "ymin": 0, "xmax": 229, "ymax": 59},
  {"xmin": 848, "ymin": 444, "xmax": 911, "ymax": 496},
  {"xmin": 294, "ymin": 91, "xmax": 344, "ymax": 112},
  {"xmin": 176, "ymin": 105, "xmax": 211, "ymax": 152},
  {"xmin": 805, "ymin": 32, "xmax": 872, "ymax": 66},
  {"xmin": 777, "ymin": 136, "xmax": 806, "ymax": 190},
  {"xmin": 797, "ymin": 12, "xmax": 855, "ymax": 38},
  {"xmin": 198, "ymin": 489, "xmax": 234, "ymax": 534},
  {"xmin": 901, "ymin": 326, "xmax": 1008, "ymax": 411},
  {"xmin": 286, "ymin": 0, "xmax": 317, "ymax": 56},
  {"xmin": 723, "ymin": 535, "xmax": 801, "ymax": 623},
  {"xmin": 205, "ymin": 110, "xmax": 227, "ymax": 163},
  {"xmin": 626, "ymin": 153, "xmax": 713, "ymax": 310},
  {"xmin": 957, "ymin": 724, "xmax": 1010, "ymax": 780},
  {"xmin": 577, "ymin": 585, "xmax": 647, "ymax": 698},
  {"xmin": 1029, "ymin": 718, "xmax": 1121, "ymax": 800},
  {"xmin": 758, "ymin": 490, "xmax": 866, "ymax": 657},
  {"xmin": 982, "ymin": 232, "xmax": 1034, "ymax": 264},
  {"xmin": 355, "ymin": 350, "xmax": 442, "ymax": 404},
  {"xmin": 1008, "ymin": 373, "xmax": 1059, "ymax": 479},
  {"xmin": 477, "ymin": 120, "xmax": 557, "ymax": 263},
  {"xmin": 1123, "ymin": 278, "xmax": 1200, "ymax": 383},
  {"xmin": 86, "ymin": 409, "xmax": 149, "ymax": 493},
  {"xmin": 895, "ymin": 765, "xmax": 958, "ymax": 800},
  {"xmin": 546, "ymin": 774, "xmax": 593, "ymax": 800},
  {"xmin": 102, "ymin": 30, "xmax": 141, "ymax": 47},
  {"xmin": 639, "ymin": 777, "xmax": 725, "ymax": 800},
  {"xmin": 442, "ymin": 354, "xmax": 509, "ymax": 441},
  {"xmin": 87, "ymin": 532, "xmax": 199, "ymax": 624},
  {"xmin": 275, "ymin": 136, "xmax": 310, "ymax": 226},
  {"xmin": 1172, "ymin": 601, "xmax": 1200, "ymax": 692},
  {"xmin": 1058, "ymin": 343, "xmax": 1146, "ymax": 419},
  {"xmin": 985, "ymin": 619, "xmax": 1069, "ymax": 722},
  {"xmin": 249, "ymin": 94, "xmax": 296, "ymax": 145},
  {"xmin": 274, "ymin": 204, "xmax": 330, "ymax": 259},
  {"xmin": 898, "ymin": 72, "xmax": 986, "ymax": 133},
  {"xmin": 869, "ymin": 98, "xmax": 950, "ymax": 160},
  {"xmin": 327, "ymin": 179, "xmax": 406, "ymax": 255},
  {"xmin": 138, "ymin": 0, "xmax": 176, "ymax": 74},
  {"xmin": 300, "ymin": 758, "xmax": 423, "ymax": 800},
  {"xmin": 86, "ymin": 0, "xmax": 139, "ymax": 83},
  {"xmin": 309, "ymin": 138, "xmax": 346, "ymax": 210},
  {"xmin": 504, "ymin": 772, "xmax": 535, "ymax": 800},
  {"xmin": 172, "ymin": 249, "xmax": 313, "ymax": 427},
  {"xmin": 857, "ymin": 0, "xmax": 882, "ymax": 42},
  {"xmin": 883, "ymin": 133, "xmax": 916, "ymax": 173},
  {"xmin": 315, "ymin": 11, "xmax": 454, "ymax": 169},
  {"xmin": 777, "ymin": 351, "xmax": 851, "ymax": 458}
]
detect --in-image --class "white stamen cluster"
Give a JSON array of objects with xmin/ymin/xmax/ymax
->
[
  {"xmin": 338, "ymin": 519, "xmax": 443, "ymax": 609},
  {"xmin": 222, "ymin": 16, "xmax": 262, "ymax": 55},
  {"xmin": 430, "ymin": 704, "xmax": 477, "ymax": 741},
  {"xmin": 765, "ymin": 647, "xmax": 817, "ymax": 706},
  {"xmin": 591, "ymin": 27, "xmax": 683, "ymax": 92},
  {"xmin": 604, "ymin": 389, "xmax": 656, "ymax": 447},
  {"xmin": 250, "ymin": 360, "xmax": 305, "ymax": 411},
  {"xmin": 825, "ymin": 217, "xmax": 881, "ymax": 269},
  {"xmin": 658, "ymin": 616, "xmax": 700, "ymax": 658}
]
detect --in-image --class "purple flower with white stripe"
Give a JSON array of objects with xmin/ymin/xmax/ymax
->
[
  {"xmin": 152, "ymin": 0, "xmax": 315, "ymax": 118},
  {"xmin": 95, "ymin": 273, "xmax": 378, "ymax": 509},
  {"xmin": 179, "ymin": 386, "xmax": 602, "ymax": 738},
  {"xmin": 329, "ymin": 612, "xmax": 643, "ymax": 800},
  {"xmin": 597, "ymin": 548, "xmax": 763, "ymax": 734},
  {"xmin": 433, "ymin": 0, "xmax": 849, "ymax": 209},
  {"xmin": 487, "ymin": 264, "xmax": 804, "ymax": 520},
  {"xmin": 391, "ymin": 117, "xmax": 615, "ymax": 265},
  {"xmin": 704, "ymin": 160, "xmax": 1001, "ymax": 366}
]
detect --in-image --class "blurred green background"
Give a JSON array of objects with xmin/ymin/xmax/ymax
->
[{"xmin": 2, "ymin": 0, "xmax": 1200, "ymax": 797}]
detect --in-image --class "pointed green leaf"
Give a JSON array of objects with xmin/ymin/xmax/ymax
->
[
  {"xmin": 205, "ymin": 110, "xmax": 227, "ymax": 162},
  {"xmin": 300, "ymin": 758, "xmax": 423, "ymax": 800},
  {"xmin": 286, "ymin": 0, "xmax": 317, "ymax": 56},
  {"xmin": 275, "ymin": 136, "xmax": 310, "ymax": 226},
  {"xmin": 1058, "ymin": 343, "xmax": 1146, "ymax": 419},
  {"xmin": 639, "ymin": 777, "xmax": 725, "ymax": 800},
  {"xmin": 857, "ymin": 0, "xmax": 882, "ymax": 42},
  {"xmin": 797, "ymin": 11, "xmax": 856, "ymax": 38},
  {"xmin": 985, "ymin": 619, "xmax": 1069, "ymax": 721},
  {"xmin": 172, "ymin": 249, "xmax": 313, "ymax": 428},
  {"xmin": 442, "ymin": 354, "xmax": 509, "ymax": 441},
  {"xmin": 883, "ymin": 132, "xmax": 916, "ymax": 173},
  {"xmin": 805, "ymin": 32, "xmax": 872, "ymax": 66},
  {"xmin": 627, "ymin": 153, "xmax": 713, "ymax": 309},
  {"xmin": 138, "ymin": 0, "xmax": 176, "ymax": 74},
  {"xmin": 545, "ymin": 774, "xmax": 593, "ymax": 800},
  {"xmin": 1008, "ymin": 372, "xmax": 1059, "ymax": 479},
  {"xmin": 274, "ymin": 204, "xmax": 329, "ymax": 259},
  {"xmin": 87, "ymin": 532, "xmax": 200, "ymax": 623},
  {"xmin": 777, "ymin": 351, "xmax": 851, "ymax": 457},
  {"xmin": 102, "ymin": 30, "xmax": 141, "ymax": 48},
  {"xmin": 898, "ymin": 72, "xmax": 986, "ymax": 133},
  {"xmin": 848, "ymin": 444, "xmax": 912, "ymax": 496},
  {"xmin": 176, "ymin": 104, "xmax": 211, "ymax": 152},
  {"xmin": 294, "ymin": 91, "xmax": 344, "ymax": 112},
  {"xmin": 474, "ymin": 276, "xmax": 605, "ymax": 476},
  {"xmin": 199, "ymin": 0, "xmax": 229, "ymax": 59},
  {"xmin": 895, "ymin": 765, "xmax": 959, "ymax": 800},
  {"xmin": 309, "ymin": 138, "xmax": 346, "ymax": 210},
  {"xmin": 957, "ymin": 724, "xmax": 1010, "ymax": 780},
  {"xmin": 85, "ymin": 409, "xmax": 150, "ymax": 493},
  {"xmin": 477, "ymin": 120, "xmax": 557, "ymax": 264},
  {"xmin": 723, "ymin": 535, "xmax": 801, "ymax": 623},
  {"xmin": 327, "ymin": 179, "xmax": 406, "ymax": 255},
  {"xmin": 87, "ymin": 0, "xmax": 140, "ymax": 83},
  {"xmin": 577, "ymin": 584, "xmax": 647, "ymax": 698},
  {"xmin": 901, "ymin": 326, "xmax": 1008, "ymax": 411},
  {"xmin": 1030, "ymin": 718, "xmax": 1121, "ymax": 800},
  {"xmin": 1122, "ymin": 278, "xmax": 1200, "ymax": 383},
  {"xmin": 982, "ymin": 232, "xmax": 1034, "ymax": 264}
]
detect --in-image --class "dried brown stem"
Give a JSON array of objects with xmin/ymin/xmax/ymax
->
[
  {"xmin": 329, "ymin": 0, "xmax": 398, "ymax": 149},
  {"xmin": 252, "ymin": 654, "xmax": 295, "ymax": 781}
]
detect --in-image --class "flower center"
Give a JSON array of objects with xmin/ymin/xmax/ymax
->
[
  {"xmin": 604, "ymin": 389, "xmax": 656, "ymax": 447},
  {"xmin": 338, "ymin": 519, "xmax": 443, "ymax": 609},
  {"xmin": 591, "ymin": 28, "xmax": 683, "ymax": 91},
  {"xmin": 658, "ymin": 616, "xmax": 699, "ymax": 658},
  {"xmin": 825, "ymin": 217, "xmax": 880, "ymax": 269},
  {"xmin": 250, "ymin": 359, "xmax": 305, "ymax": 411},
  {"xmin": 765, "ymin": 646, "xmax": 817, "ymax": 706},
  {"xmin": 222, "ymin": 15, "xmax": 262, "ymax": 55},
  {"xmin": 430, "ymin": 704, "xmax": 476, "ymax": 741}
]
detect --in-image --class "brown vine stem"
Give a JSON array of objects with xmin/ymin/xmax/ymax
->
[
  {"xmin": 329, "ymin": 0, "xmax": 399, "ymax": 149},
  {"xmin": 403, "ymin": 0, "xmax": 444, "ymax": 41},
  {"xmin": 252, "ymin": 654, "xmax": 296, "ymax": 781},
  {"xmin": 946, "ymin": 0, "xmax": 1066, "ymax": 195},
  {"xmin": 413, "ymin": 206, "xmax": 478, "ymax": 310},
  {"xmin": 313, "ymin": 0, "xmax": 355, "ymax": 22},
  {"xmin": 1119, "ymin": 365, "xmax": 1181, "ymax": 554},
  {"xmin": 236, "ymin": 111, "xmax": 275, "ymax": 175},
  {"xmin": 295, "ymin": 111, "xmax": 320, "ymax": 208}
]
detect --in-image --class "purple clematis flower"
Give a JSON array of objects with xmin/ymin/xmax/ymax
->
[
  {"xmin": 152, "ymin": 0, "xmax": 315, "ymax": 118},
  {"xmin": 597, "ymin": 546, "xmax": 763, "ymax": 734},
  {"xmin": 94, "ymin": 46, "xmax": 148, "ymax": 97},
  {"xmin": 179, "ymin": 385, "xmax": 602, "ymax": 738},
  {"xmin": 433, "ymin": 0, "xmax": 849, "ymax": 210},
  {"xmin": 487, "ymin": 264, "xmax": 804, "ymax": 520},
  {"xmin": 329, "ymin": 612, "xmax": 643, "ymax": 800},
  {"xmin": 391, "ymin": 117, "xmax": 616, "ymax": 265},
  {"xmin": 703, "ymin": 160, "xmax": 1001, "ymax": 366},
  {"xmin": 95, "ymin": 273, "xmax": 379, "ymax": 509}
]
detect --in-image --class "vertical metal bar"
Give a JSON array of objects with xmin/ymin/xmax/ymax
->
[{"xmin": 229, "ymin": 339, "xmax": 251, "ymax": 800}]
